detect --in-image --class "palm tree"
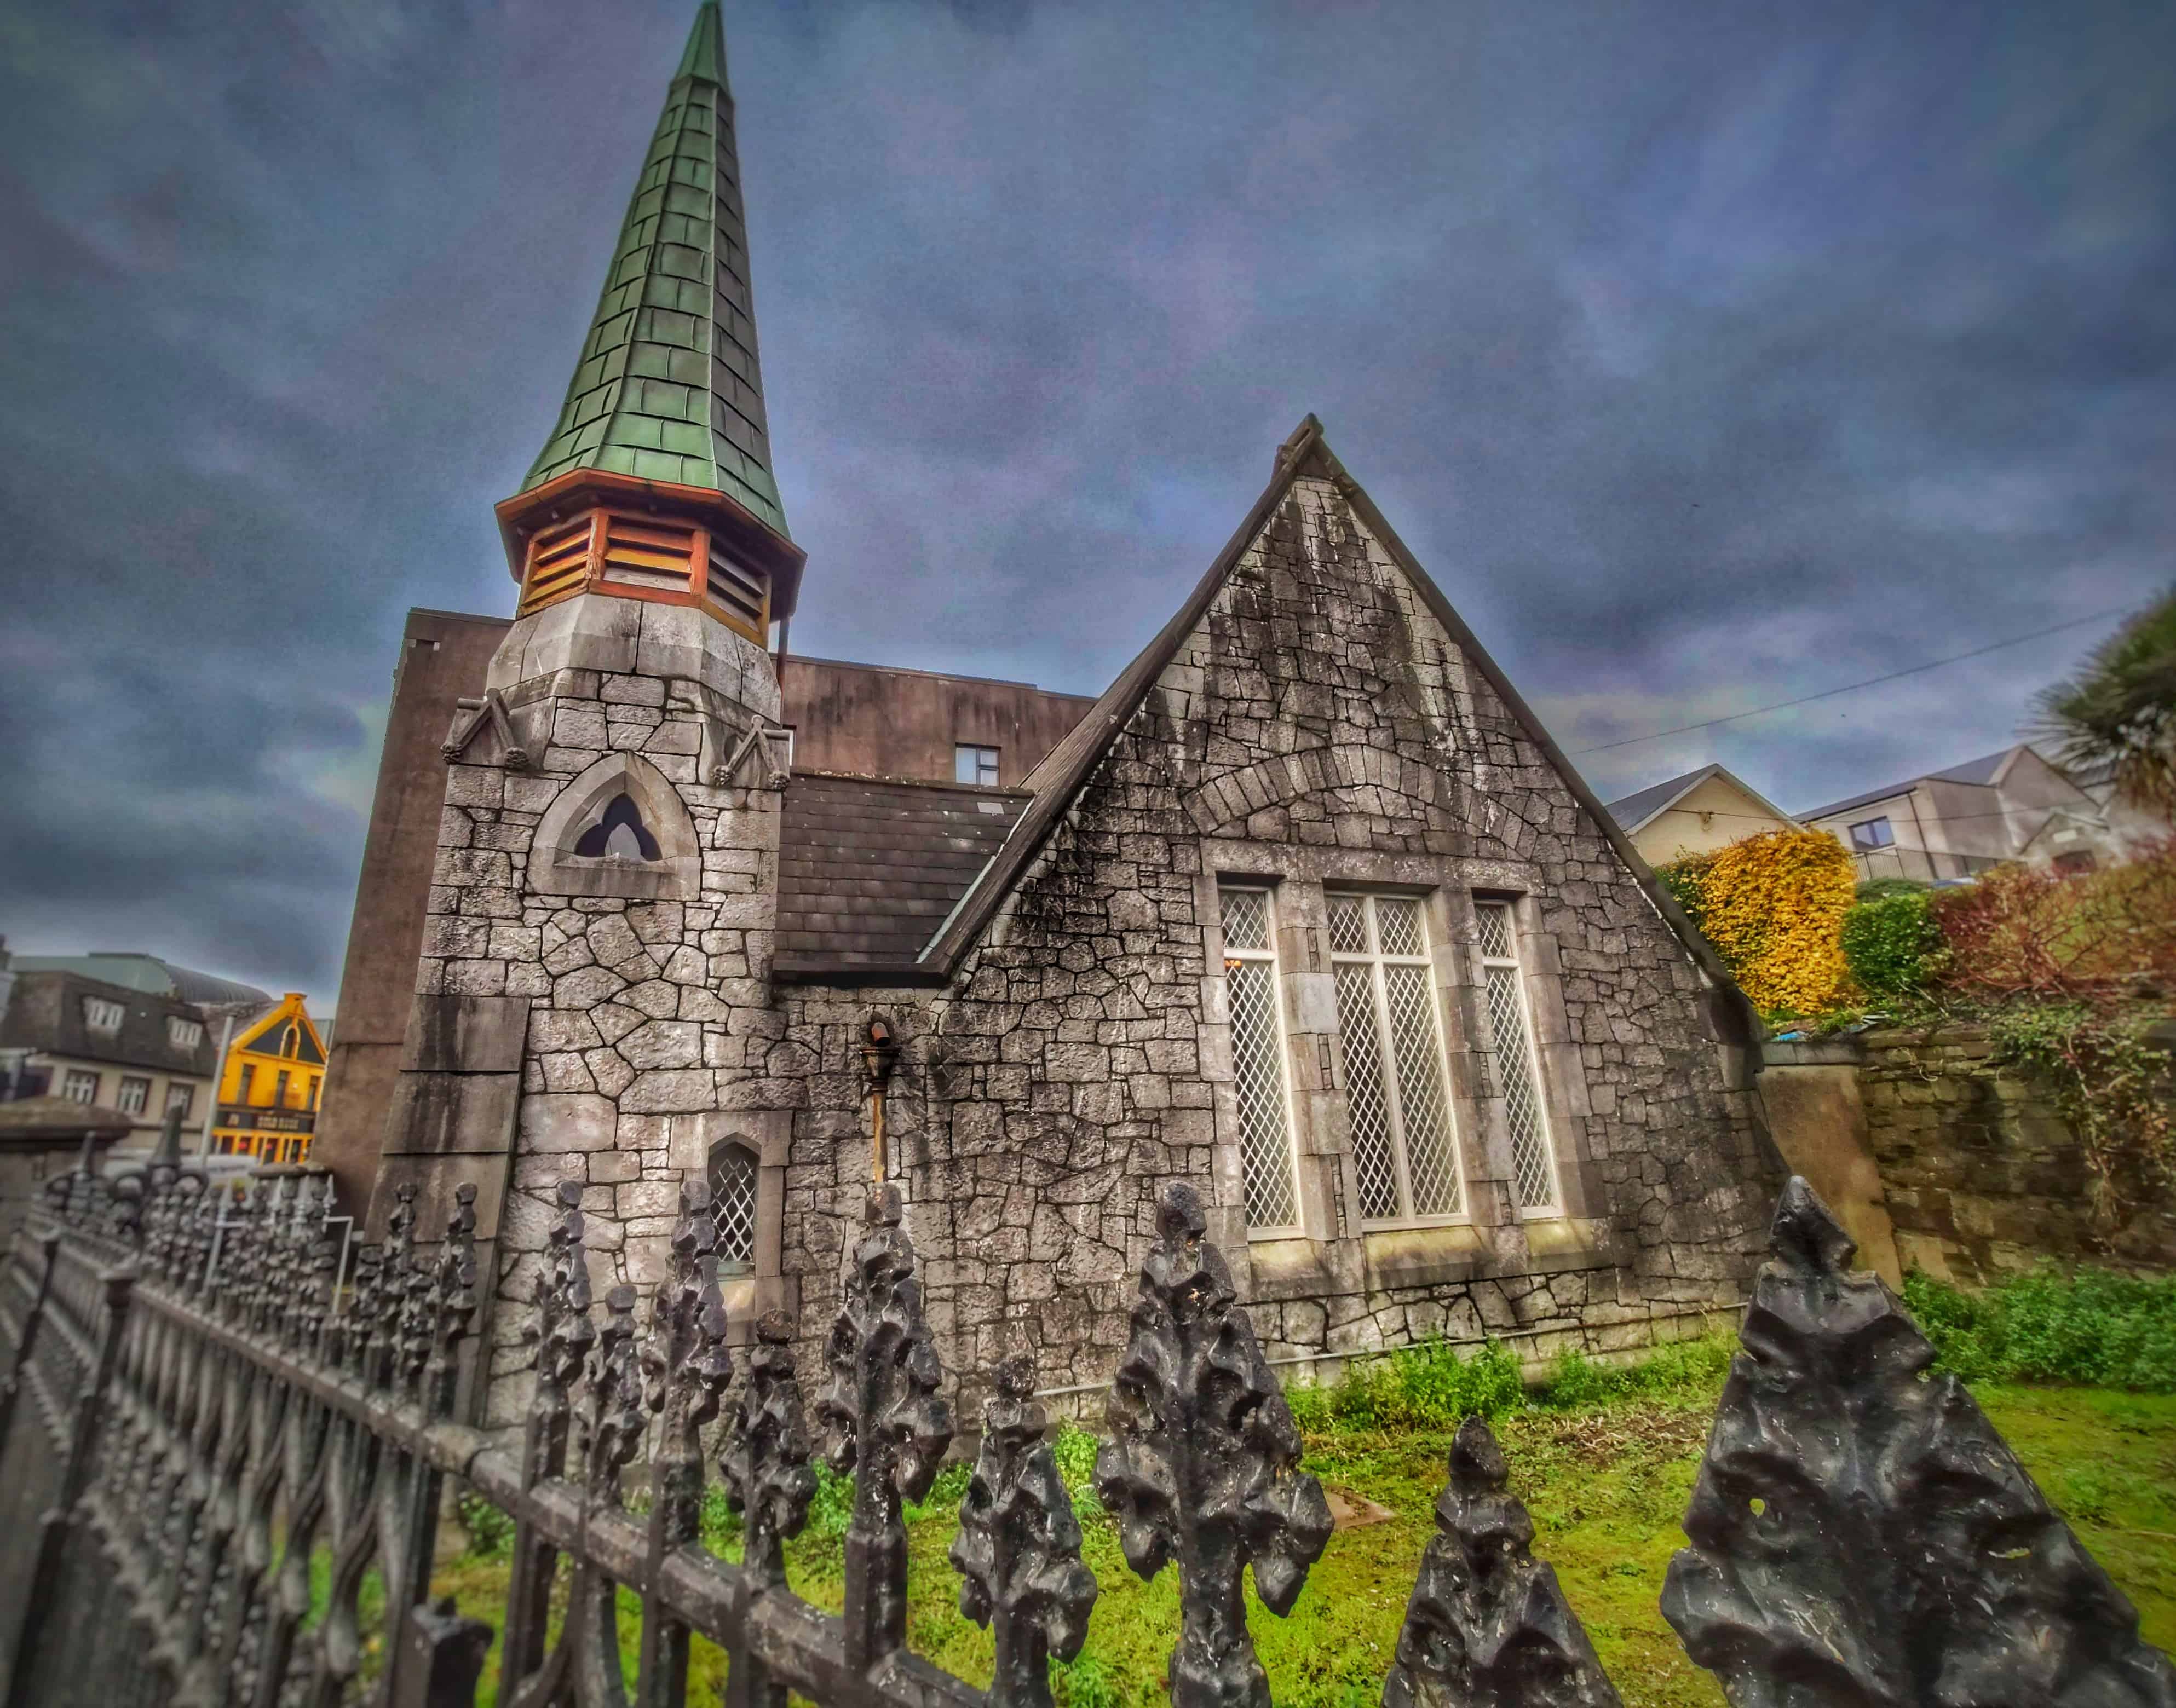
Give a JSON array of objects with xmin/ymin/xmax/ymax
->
[{"xmin": 2032, "ymin": 586, "xmax": 2176, "ymax": 822}]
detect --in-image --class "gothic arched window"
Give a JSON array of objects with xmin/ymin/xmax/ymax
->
[
  {"xmin": 573, "ymin": 793, "xmax": 662, "ymax": 862},
  {"xmin": 707, "ymin": 1141, "xmax": 758, "ymax": 1274}
]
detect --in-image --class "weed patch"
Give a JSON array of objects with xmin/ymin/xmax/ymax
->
[{"xmin": 1905, "ymin": 1267, "xmax": 2176, "ymax": 1390}]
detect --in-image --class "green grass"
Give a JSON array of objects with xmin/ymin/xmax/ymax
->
[{"xmin": 419, "ymin": 1352, "xmax": 2176, "ymax": 1708}]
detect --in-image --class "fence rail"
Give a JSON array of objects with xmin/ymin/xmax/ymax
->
[{"xmin": 3, "ymin": 1144, "xmax": 2173, "ymax": 1708}]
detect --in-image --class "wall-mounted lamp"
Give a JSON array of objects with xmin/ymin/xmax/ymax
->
[{"xmin": 860, "ymin": 1017, "xmax": 900, "ymax": 1182}]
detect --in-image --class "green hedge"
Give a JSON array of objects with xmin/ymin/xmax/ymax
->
[
  {"xmin": 1840, "ymin": 889, "xmax": 1945, "ymax": 1002},
  {"xmin": 1904, "ymin": 1267, "xmax": 2176, "ymax": 1390}
]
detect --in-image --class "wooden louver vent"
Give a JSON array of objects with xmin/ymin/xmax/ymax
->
[
  {"xmin": 706, "ymin": 540, "xmax": 767, "ymax": 633},
  {"xmin": 515, "ymin": 505, "xmax": 770, "ymax": 644},
  {"xmin": 601, "ymin": 513, "xmax": 699, "ymax": 593},
  {"xmin": 517, "ymin": 515, "xmax": 595, "ymax": 616}
]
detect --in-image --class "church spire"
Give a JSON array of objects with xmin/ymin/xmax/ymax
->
[{"xmin": 496, "ymin": 2, "xmax": 803, "ymax": 644}]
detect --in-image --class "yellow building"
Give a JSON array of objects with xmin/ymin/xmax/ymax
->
[
  {"xmin": 1604, "ymin": 764, "xmax": 1800, "ymax": 866},
  {"xmin": 211, "ymin": 993, "xmax": 328, "ymax": 1164}
]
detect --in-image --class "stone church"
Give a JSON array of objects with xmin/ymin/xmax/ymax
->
[{"xmin": 318, "ymin": 3, "xmax": 1781, "ymax": 1426}]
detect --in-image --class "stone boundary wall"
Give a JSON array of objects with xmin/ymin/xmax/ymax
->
[{"xmin": 1855, "ymin": 1026, "xmax": 2176, "ymax": 1284}]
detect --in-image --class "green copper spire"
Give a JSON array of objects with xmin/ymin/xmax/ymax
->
[{"xmin": 522, "ymin": 2, "xmax": 788, "ymax": 540}]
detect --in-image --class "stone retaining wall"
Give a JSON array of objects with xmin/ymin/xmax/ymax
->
[{"xmin": 1857, "ymin": 1026, "xmax": 2176, "ymax": 1283}]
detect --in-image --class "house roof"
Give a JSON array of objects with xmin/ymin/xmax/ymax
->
[
  {"xmin": 1797, "ymin": 744, "xmax": 2024, "ymax": 823},
  {"xmin": 520, "ymin": 3, "xmax": 790, "ymax": 550},
  {"xmin": 0, "ymin": 970, "xmax": 220, "ymax": 1077},
  {"xmin": 774, "ymin": 774, "xmax": 1028, "ymax": 979},
  {"xmin": 1602, "ymin": 765, "xmax": 1800, "ymax": 838},
  {"xmin": 909, "ymin": 416, "xmax": 1753, "ymax": 1033},
  {"xmin": 11, "ymin": 954, "xmax": 269, "ymax": 1008}
]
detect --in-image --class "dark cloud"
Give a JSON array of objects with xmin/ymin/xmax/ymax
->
[{"xmin": 2, "ymin": 0, "xmax": 2171, "ymax": 1002}]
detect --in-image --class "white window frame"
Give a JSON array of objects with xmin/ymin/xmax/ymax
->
[
  {"xmin": 1474, "ymin": 897, "xmax": 1561, "ymax": 1214},
  {"xmin": 1218, "ymin": 884, "xmax": 1303, "ymax": 1236},
  {"xmin": 168, "ymin": 1017, "xmax": 204, "ymax": 1052},
  {"xmin": 116, "ymin": 1076, "xmax": 151, "ymax": 1116},
  {"xmin": 62, "ymin": 1069, "xmax": 100, "ymax": 1105},
  {"xmin": 165, "ymin": 1083, "xmax": 195, "ymax": 1119},
  {"xmin": 954, "ymin": 743, "xmax": 1000, "ymax": 787},
  {"xmin": 1326, "ymin": 891, "xmax": 1465, "ymax": 1228},
  {"xmin": 83, "ymin": 997, "xmax": 124, "ymax": 1034}
]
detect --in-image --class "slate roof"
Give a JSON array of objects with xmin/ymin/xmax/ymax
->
[
  {"xmin": 1602, "ymin": 764, "xmax": 1800, "ymax": 836},
  {"xmin": 521, "ymin": 2, "xmax": 788, "ymax": 544},
  {"xmin": 774, "ymin": 775, "xmax": 1028, "ymax": 978},
  {"xmin": 0, "ymin": 970, "xmax": 221, "ymax": 1077},
  {"xmin": 1604, "ymin": 768, "xmax": 1724, "ymax": 834},
  {"xmin": 12, "ymin": 954, "xmax": 269, "ymax": 1008},
  {"xmin": 1798, "ymin": 745, "xmax": 2023, "ymax": 823}
]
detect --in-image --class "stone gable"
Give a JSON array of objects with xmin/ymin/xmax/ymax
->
[{"xmin": 769, "ymin": 470, "xmax": 1778, "ymax": 1410}]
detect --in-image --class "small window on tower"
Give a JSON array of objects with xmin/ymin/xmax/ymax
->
[
  {"xmin": 955, "ymin": 745, "xmax": 1000, "ymax": 787},
  {"xmin": 707, "ymin": 1140, "xmax": 759, "ymax": 1275},
  {"xmin": 573, "ymin": 793, "xmax": 663, "ymax": 862}
]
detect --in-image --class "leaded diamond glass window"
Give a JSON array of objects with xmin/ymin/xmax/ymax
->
[
  {"xmin": 1328, "ymin": 892, "xmax": 1462, "ymax": 1224},
  {"xmin": 1474, "ymin": 899, "xmax": 1558, "ymax": 1210},
  {"xmin": 1219, "ymin": 886, "xmax": 1298, "ymax": 1231},
  {"xmin": 707, "ymin": 1141, "xmax": 758, "ymax": 1273}
]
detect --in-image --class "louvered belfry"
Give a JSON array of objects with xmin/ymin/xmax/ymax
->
[{"xmin": 493, "ymin": 1, "xmax": 803, "ymax": 646}]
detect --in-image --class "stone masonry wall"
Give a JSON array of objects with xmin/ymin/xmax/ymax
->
[
  {"xmin": 409, "ymin": 597, "xmax": 787, "ymax": 1427},
  {"xmin": 1860, "ymin": 1026, "xmax": 2176, "ymax": 1283},
  {"xmin": 767, "ymin": 472, "xmax": 1778, "ymax": 1410}
]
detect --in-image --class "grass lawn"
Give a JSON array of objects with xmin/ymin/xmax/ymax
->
[{"xmin": 422, "ymin": 1377, "xmax": 2176, "ymax": 1708}]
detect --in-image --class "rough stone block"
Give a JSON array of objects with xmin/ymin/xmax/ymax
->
[{"xmin": 519, "ymin": 1092, "xmax": 618, "ymax": 1153}]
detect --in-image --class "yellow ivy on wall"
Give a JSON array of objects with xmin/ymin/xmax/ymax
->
[{"xmin": 1662, "ymin": 828, "xmax": 1856, "ymax": 1017}]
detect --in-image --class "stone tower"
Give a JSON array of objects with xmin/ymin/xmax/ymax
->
[{"xmin": 372, "ymin": 2, "xmax": 804, "ymax": 1426}]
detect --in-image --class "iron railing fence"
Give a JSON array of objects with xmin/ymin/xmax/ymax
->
[{"xmin": 3, "ymin": 1147, "xmax": 2172, "ymax": 1708}]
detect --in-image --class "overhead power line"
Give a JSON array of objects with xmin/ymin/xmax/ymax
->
[{"xmin": 1568, "ymin": 604, "xmax": 2137, "ymax": 758}]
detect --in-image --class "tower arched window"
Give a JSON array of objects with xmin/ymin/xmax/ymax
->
[
  {"xmin": 573, "ymin": 793, "xmax": 661, "ymax": 862},
  {"xmin": 707, "ymin": 1141, "xmax": 758, "ymax": 1275}
]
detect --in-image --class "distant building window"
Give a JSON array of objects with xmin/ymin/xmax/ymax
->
[
  {"xmin": 309, "ymin": 1077, "xmax": 320, "ymax": 1111},
  {"xmin": 62, "ymin": 1069, "xmax": 100, "ymax": 1105},
  {"xmin": 1849, "ymin": 817, "xmax": 1895, "ymax": 851},
  {"xmin": 117, "ymin": 1076, "xmax": 151, "ymax": 1115},
  {"xmin": 282, "ymin": 1024, "xmax": 299, "ymax": 1057},
  {"xmin": 238, "ymin": 1064, "xmax": 255, "ymax": 1104},
  {"xmin": 274, "ymin": 1069, "xmax": 291, "ymax": 1108},
  {"xmin": 83, "ymin": 997, "xmax": 125, "ymax": 1033},
  {"xmin": 165, "ymin": 1083, "xmax": 195, "ymax": 1120},
  {"xmin": 955, "ymin": 744, "xmax": 1000, "ymax": 787},
  {"xmin": 168, "ymin": 1017, "xmax": 204, "ymax": 1052}
]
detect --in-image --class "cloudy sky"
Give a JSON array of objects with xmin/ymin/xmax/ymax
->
[{"xmin": 2, "ymin": 0, "xmax": 2170, "ymax": 1007}]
